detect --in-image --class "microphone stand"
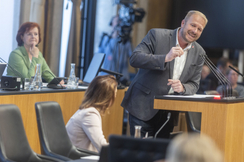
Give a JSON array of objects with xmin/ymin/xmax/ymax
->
[
  {"xmin": 205, "ymin": 55, "xmax": 232, "ymax": 98},
  {"xmin": 99, "ymin": 68, "xmax": 124, "ymax": 88},
  {"xmin": 200, "ymin": 54, "xmax": 232, "ymax": 98},
  {"xmin": 201, "ymin": 55, "xmax": 227, "ymax": 97},
  {"xmin": 154, "ymin": 112, "xmax": 171, "ymax": 139}
]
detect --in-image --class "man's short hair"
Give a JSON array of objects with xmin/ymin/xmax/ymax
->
[{"xmin": 184, "ymin": 10, "xmax": 208, "ymax": 26}]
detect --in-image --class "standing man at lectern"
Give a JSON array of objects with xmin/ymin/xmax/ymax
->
[{"xmin": 121, "ymin": 10, "xmax": 208, "ymax": 138}]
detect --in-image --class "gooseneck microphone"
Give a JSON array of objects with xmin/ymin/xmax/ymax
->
[
  {"xmin": 43, "ymin": 70, "xmax": 64, "ymax": 89},
  {"xmin": 229, "ymin": 65, "xmax": 244, "ymax": 77},
  {"xmin": 200, "ymin": 54, "xmax": 232, "ymax": 98},
  {"xmin": 0, "ymin": 57, "xmax": 25, "ymax": 89},
  {"xmin": 200, "ymin": 54, "xmax": 228, "ymax": 97},
  {"xmin": 154, "ymin": 112, "xmax": 171, "ymax": 139}
]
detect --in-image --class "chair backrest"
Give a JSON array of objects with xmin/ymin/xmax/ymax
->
[
  {"xmin": 35, "ymin": 101, "xmax": 92, "ymax": 160},
  {"xmin": 98, "ymin": 145, "xmax": 109, "ymax": 162},
  {"xmin": 109, "ymin": 135, "xmax": 170, "ymax": 162},
  {"xmin": 185, "ymin": 112, "xmax": 201, "ymax": 133},
  {"xmin": 0, "ymin": 104, "xmax": 43, "ymax": 162}
]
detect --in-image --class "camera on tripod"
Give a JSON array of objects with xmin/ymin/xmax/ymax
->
[{"xmin": 114, "ymin": 0, "xmax": 145, "ymax": 43}]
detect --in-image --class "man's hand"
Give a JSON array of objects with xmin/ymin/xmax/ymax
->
[
  {"xmin": 165, "ymin": 46, "xmax": 184, "ymax": 62},
  {"xmin": 167, "ymin": 79, "xmax": 185, "ymax": 93},
  {"xmin": 29, "ymin": 44, "xmax": 39, "ymax": 58}
]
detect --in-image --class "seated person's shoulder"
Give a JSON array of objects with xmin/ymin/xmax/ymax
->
[
  {"xmin": 10, "ymin": 47, "xmax": 22, "ymax": 55},
  {"xmin": 80, "ymin": 107, "xmax": 100, "ymax": 118},
  {"xmin": 86, "ymin": 107, "xmax": 100, "ymax": 115},
  {"xmin": 150, "ymin": 28, "xmax": 173, "ymax": 35}
]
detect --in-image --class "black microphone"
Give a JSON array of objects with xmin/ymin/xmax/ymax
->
[
  {"xmin": 202, "ymin": 55, "xmax": 232, "ymax": 97},
  {"xmin": 206, "ymin": 55, "xmax": 232, "ymax": 98},
  {"xmin": 0, "ymin": 57, "xmax": 25, "ymax": 89},
  {"xmin": 154, "ymin": 112, "xmax": 171, "ymax": 139},
  {"xmin": 200, "ymin": 54, "xmax": 232, "ymax": 98},
  {"xmin": 200, "ymin": 54, "xmax": 227, "ymax": 97},
  {"xmin": 229, "ymin": 65, "xmax": 244, "ymax": 77},
  {"xmin": 43, "ymin": 70, "xmax": 64, "ymax": 89}
]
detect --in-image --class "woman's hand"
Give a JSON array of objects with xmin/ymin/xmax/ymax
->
[{"xmin": 29, "ymin": 44, "xmax": 39, "ymax": 58}]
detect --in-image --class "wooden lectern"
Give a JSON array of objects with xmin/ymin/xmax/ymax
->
[{"xmin": 154, "ymin": 96, "xmax": 244, "ymax": 162}]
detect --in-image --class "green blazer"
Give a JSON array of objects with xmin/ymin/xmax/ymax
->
[{"xmin": 7, "ymin": 46, "xmax": 55, "ymax": 83}]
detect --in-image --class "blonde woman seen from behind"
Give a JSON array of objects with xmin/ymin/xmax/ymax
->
[
  {"xmin": 166, "ymin": 133, "xmax": 224, "ymax": 162},
  {"xmin": 66, "ymin": 75, "xmax": 118, "ymax": 152}
]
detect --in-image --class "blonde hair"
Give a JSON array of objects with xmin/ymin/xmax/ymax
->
[
  {"xmin": 166, "ymin": 133, "xmax": 223, "ymax": 162},
  {"xmin": 185, "ymin": 10, "xmax": 208, "ymax": 26},
  {"xmin": 79, "ymin": 75, "xmax": 118, "ymax": 114}
]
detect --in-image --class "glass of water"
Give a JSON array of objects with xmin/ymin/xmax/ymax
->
[
  {"xmin": 75, "ymin": 77, "xmax": 79, "ymax": 88},
  {"xmin": 134, "ymin": 125, "xmax": 142, "ymax": 138},
  {"xmin": 24, "ymin": 78, "xmax": 31, "ymax": 90}
]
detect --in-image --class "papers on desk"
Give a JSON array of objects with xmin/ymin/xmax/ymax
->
[
  {"xmin": 80, "ymin": 155, "xmax": 100, "ymax": 160},
  {"xmin": 164, "ymin": 94, "xmax": 218, "ymax": 98},
  {"xmin": 42, "ymin": 83, "xmax": 48, "ymax": 88},
  {"xmin": 78, "ymin": 86, "xmax": 88, "ymax": 89},
  {"xmin": 42, "ymin": 83, "xmax": 88, "ymax": 90}
]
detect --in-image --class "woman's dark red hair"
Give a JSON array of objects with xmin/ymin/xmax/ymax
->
[{"xmin": 16, "ymin": 22, "xmax": 41, "ymax": 46}]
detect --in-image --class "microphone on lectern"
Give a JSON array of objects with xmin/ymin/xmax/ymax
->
[
  {"xmin": 199, "ymin": 54, "xmax": 232, "ymax": 98},
  {"xmin": 154, "ymin": 112, "xmax": 171, "ymax": 139},
  {"xmin": 229, "ymin": 65, "xmax": 244, "ymax": 77}
]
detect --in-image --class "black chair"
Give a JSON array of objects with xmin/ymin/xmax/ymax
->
[
  {"xmin": 109, "ymin": 135, "xmax": 170, "ymax": 162},
  {"xmin": 185, "ymin": 112, "xmax": 201, "ymax": 133},
  {"xmin": 0, "ymin": 104, "xmax": 61, "ymax": 162},
  {"xmin": 98, "ymin": 145, "xmax": 109, "ymax": 162},
  {"xmin": 35, "ymin": 101, "xmax": 98, "ymax": 161}
]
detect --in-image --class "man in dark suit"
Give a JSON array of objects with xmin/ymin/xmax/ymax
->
[{"xmin": 121, "ymin": 10, "xmax": 208, "ymax": 138}]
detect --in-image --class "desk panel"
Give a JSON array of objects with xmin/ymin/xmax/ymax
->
[
  {"xmin": 154, "ymin": 98, "xmax": 244, "ymax": 162},
  {"xmin": 0, "ymin": 89, "xmax": 125, "ymax": 154}
]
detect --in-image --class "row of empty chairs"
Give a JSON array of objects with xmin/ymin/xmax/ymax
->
[{"xmin": 0, "ymin": 101, "xmax": 98, "ymax": 162}]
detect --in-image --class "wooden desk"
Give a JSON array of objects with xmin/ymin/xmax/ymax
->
[
  {"xmin": 154, "ymin": 97, "xmax": 244, "ymax": 162},
  {"xmin": 0, "ymin": 88, "xmax": 125, "ymax": 154}
]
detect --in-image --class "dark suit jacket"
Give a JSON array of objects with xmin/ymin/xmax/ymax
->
[{"xmin": 121, "ymin": 28, "xmax": 205, "ymax": 121}]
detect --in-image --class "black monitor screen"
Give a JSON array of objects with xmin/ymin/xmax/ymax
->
[
  {"xmin": 83, "ymin": 53, "xmax": 105, "ymax": 83},
  {"xmin": 0, "ymin": 63, "xmax": 6, "ymax": 78}
]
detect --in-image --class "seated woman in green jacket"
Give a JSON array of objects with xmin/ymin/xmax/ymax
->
[{"xmin": 7, "ymin": 22, "xmax": 63, "ymax": 84}]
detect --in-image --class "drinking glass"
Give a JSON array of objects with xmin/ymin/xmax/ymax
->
[
  {"xmin": 24, "ymin": 78, "xmax": 31, "ymax": 90},
  {"xmin": 75, "ymin": 77, "xmax": 79, "ymax": 88},
  {"xmin": 134, "ymin": 125, "xmax": 142, "ymax": 138}
]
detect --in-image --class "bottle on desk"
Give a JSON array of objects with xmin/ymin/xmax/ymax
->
[
  {"xmin": 67, "ymin": 63, "xmax": 77, "ymax": 89},
  {"xmin": 134, "ymin": 125, "xmax": 142, "ymax": 138},
  {"xmin": 30, "ymin": 64, "xmax": 42, "ymax": 91}
]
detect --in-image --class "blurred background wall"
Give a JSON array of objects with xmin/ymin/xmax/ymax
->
[{"xmin": 0, "ymin": 0, "xmax": 243, "ymax": 82}]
